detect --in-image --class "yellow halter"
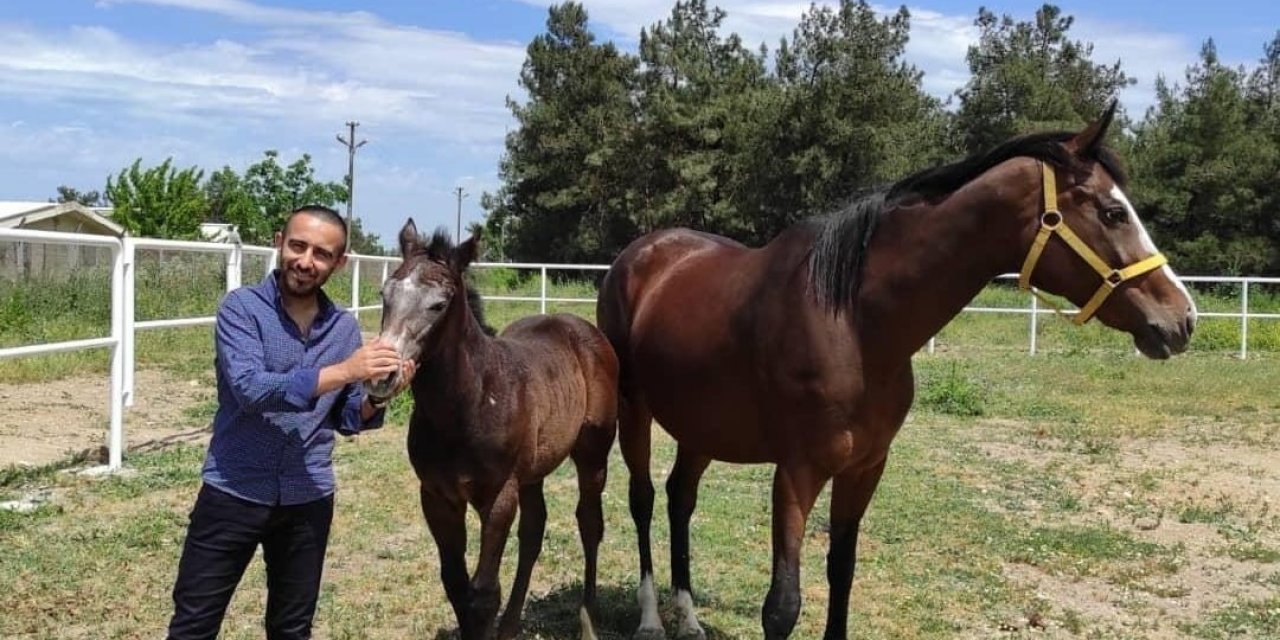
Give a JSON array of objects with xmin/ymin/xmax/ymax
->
[{"xmin": 1018, "ymin": 162, "xmax": 1168, "ymax": 325}]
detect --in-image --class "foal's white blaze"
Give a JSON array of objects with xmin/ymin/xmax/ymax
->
[
  {"xmin": 674, "ymin": 589, "xmax": 704, "ymax": 637},
  {"xmin": 637, "ymin": 574, "xmax": 664, "ymax": 633},
  {"xmin": 1110, "ymin": 185, "xmax": 1198, "ymax": 318},
  {"xmin": 579, "ymin": 606, "xmax": 598, "ymax": 640}
]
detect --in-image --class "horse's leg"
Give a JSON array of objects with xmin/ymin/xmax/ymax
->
[
  {"xmin": 667, "ymin": 446, "xmax": 712, "ymax": 640},
  {"xmin": 762, "ymin": 463, "xmax": 827, "ymax": 640},
  {"xmin": 495, "ymin": 481, "xmax": 546, "ymax": 640},
  {"xmin": 467, "ymin": 480, "xmax": 520, "ymax": 640},
  {"xmin": 420, "ymin": 487, "xmax": 471, "ymax": 635},
  {"xmin": 570, "ymin": 420, "xmax": 616, "ymax": 640},
  {"xmin": 822, "ymin": 459, "xmax": 888, "ymax": 640},
  {"xmin": 618, "ymin": 393, "xmax": 664, "ymax": 640}
]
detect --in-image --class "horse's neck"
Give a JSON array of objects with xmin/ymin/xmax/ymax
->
[
  {"xmin": 414, "ymin": 303, "xmax": 492, "ymax": 416},
  {"xmin": 856, "ymin": 184, "xmax": 1027, "ymax": 364}
]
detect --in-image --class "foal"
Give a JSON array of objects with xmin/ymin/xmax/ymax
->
[{"xmin": 367, "ymin": 220, "xmax": 619, "ymax": 640}]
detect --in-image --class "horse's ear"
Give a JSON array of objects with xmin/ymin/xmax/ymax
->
[
  {"xmin": 453, "ymin": 234, "xmax": 480, "ymax": 272},
  {"xmin": 1068, "ymin": 99, "xmax": 1118, "ymax": 158},
  {"xmin": 398, "ymin": 218, "xmax": 419, "ymax": 257}
]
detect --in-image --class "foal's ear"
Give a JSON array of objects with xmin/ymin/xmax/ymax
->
[
  {"xmin": 452, "ymin": 234, "xmax": 480, "ymax": 272},
  {"xmin": 398, "ymin": 218, "xmax": 419, "ymax": 257},
  {"xmin": 1067, "ymin": 99, "xmax": 1118, "ymax": 158}
]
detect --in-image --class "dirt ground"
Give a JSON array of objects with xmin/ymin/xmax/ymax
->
[
  {"xmin": 972, "ymin": 424, "xmax": 1280, "ymax": 637},
  {"xmin": 0, "ymin": 369, "xmax": 214, "ymax": 469}
]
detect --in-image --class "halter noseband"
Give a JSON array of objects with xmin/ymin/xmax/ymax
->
[{"xmin": 1018, "ymin": 162, "xmax": 1168, "ymax": 325}]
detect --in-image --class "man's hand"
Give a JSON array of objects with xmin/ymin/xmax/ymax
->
[
  {"xmin": 316, "ymin": 337, "xmax": 400, "ymax": 398},
  {"xmin": 389, "ymin": 358, "xmax": 418, "ymax": 397},
  {"xmin": 342, "ymin": 338, "xmax": 401, "ymax": 384}
]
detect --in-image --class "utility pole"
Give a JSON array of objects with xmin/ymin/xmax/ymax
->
[
  {"xmin": 336, "ymin": 121, "xmax": 367, "ymax": 226},
  {"xmin": 454, "ymin": 187, "xmax": 468, "ymax": 241}
]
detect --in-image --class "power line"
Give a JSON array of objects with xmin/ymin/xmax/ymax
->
[{"xmin": 335, "ymin": 121, "xmax": 367, "ymax": 227}]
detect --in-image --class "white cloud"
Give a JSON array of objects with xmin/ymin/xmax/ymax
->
[{"xmin": 0, "ymin": 4, "xmax": 526, "ymax": 147}]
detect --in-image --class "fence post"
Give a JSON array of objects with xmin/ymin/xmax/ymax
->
[
  {"xmin": 351, "ymin": 257, "xmax": 361, "ymax": 319},
  {"xmin": 225, "ymin": 242, "xmax": 242, "ymax": 293},
  {"xmin": 1029, "ymin": 290, "xmax": 1039, "ymax": 355},
  {"xmin": 109, "ymin": 238, "xmax": 126, "ymax": 470},
  {"xmin": 540, "ymin": 266, "xmax": 548, "ymax": 314},
  {"xmin": 122, "ymin": 238, "xmax": 136, "ymax": 408},
  {"xmin": 1241, "ymin": 279, "xmax": 1250, "ymax": 360}
]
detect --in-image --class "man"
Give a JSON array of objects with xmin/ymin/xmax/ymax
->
[{"xmin": 166, "ymin": 205, "xmax": 416, "ymax": 639}]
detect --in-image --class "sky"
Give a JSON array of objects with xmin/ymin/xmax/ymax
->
[{"xmin": 1, "ymin": 0, "xmax": 1277, "ymax": 251}]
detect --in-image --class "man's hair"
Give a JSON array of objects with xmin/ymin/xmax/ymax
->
[{"xmin": 284, "ymin": 205, "xmax": 348, "ymax": 254}]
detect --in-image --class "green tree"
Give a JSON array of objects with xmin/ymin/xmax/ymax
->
[
  {"xmin": 1129, "ymin": 39, "xmax": 1280, "ymax": 275},
  {"xmin": 626, "ymin": 0, "xmax": 771, "ymax": 240},
  {"xmin": 241, "ymin": 150, "xmax": 349, "ymax": 243},
  {"xmin": 483, "ymin": 2, "xmax": 638, "ymax": 263},
  {"xmin": 346, "ymin": 218, "xmax": 385, "ymax": 255},
  {"xmin": 51, "ymin": 186, "xmax": 104, "ymax": 207},
  {"xmin": 955, "ymin": 4, "xmax": 1134, "ymax": 154},
  {"xmin": 204, "ymin": 166, "xmax": 259, "ymax": 237},
  {"xmin": 761, "ymin": 0, "xmax": 952, "ymax": 240},
  {"xmin": 104, "ymin": 158, "xmax": 207, "ymax": 238}
]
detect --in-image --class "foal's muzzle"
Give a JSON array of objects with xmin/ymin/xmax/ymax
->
[{"xmin": 364, "ymin": 373, "xmax": 398, "ymax": 405}]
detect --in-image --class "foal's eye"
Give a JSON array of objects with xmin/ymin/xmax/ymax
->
[
  {"xmin": 1100, "ymin": 207, "xmax": 1128, "ymax": 227},
  {"xmin": 428, "ymin": 301, "xmax": 447, "ymax": 313}
]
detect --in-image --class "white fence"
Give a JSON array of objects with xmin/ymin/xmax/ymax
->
[{"xmin": 1, "ymin": 228, "xmax": 1277, "ymax": 470}]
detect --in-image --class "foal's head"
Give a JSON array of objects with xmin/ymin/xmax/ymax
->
[
  {"xmin": 365, "ymin": 218, "xmax": 488, "ymax": 402},
  {"xmin": 975, "ymin": 103, "xmax": 1196, "ymax": 358}
]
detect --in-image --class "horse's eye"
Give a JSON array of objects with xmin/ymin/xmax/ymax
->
[
  {"xmin": 428, "ymin": 301, "xmax": 447, "ymax": 313},
  {"xmin": 1101, "ymin": 207, "xmax": 1128, "ymax": 226}
]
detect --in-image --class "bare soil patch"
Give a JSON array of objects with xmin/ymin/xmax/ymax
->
[
  {"xmin": 0, "ymin": 369, "xmax": 213, "ymax": 469},
  {"xmin": 970, "ymin": 420, "xmax": 1280, "ymax": 637}
]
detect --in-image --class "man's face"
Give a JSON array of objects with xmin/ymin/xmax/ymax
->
[{"xmin": 274, "ymin": 213, "xmax": 347, "ymax": 298}]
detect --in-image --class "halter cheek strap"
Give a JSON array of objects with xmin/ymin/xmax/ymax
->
[{"xmin": 1018, "ymin": 162, "xmax": 1168, "ymax": 325}]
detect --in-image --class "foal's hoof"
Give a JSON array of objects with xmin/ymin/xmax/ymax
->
[
  {"xmin": 675, "ymin": 627, "xmax": 707, "ymax": 640},
  {"xmin": 632, "ymin": 628, "xmax": 668, "ymax": 640}
]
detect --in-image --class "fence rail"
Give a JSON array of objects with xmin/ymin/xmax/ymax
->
[{"xmin": 2, "ymin": 231, "xmax": 1279, "ymax": 471}]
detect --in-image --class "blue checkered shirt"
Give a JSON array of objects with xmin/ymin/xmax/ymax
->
[{"xmin": 202, "ymin": 270, "xmax": 385, "ymax": 506}]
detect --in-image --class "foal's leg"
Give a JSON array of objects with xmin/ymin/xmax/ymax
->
[
  {"xmin": 420, "ymin": 488, "xmax": 471, "ymax": 634},
  {"xmin": 571, "ymin": 420, "xmax": 616, "ymax": 640},
  {"xmin": 618, "ymin": 394, "xmax": 664, "ymax": 639},
  {"xmin": 467, "ymin": 481, "xmax": 520, "ymax": 640},
  {"xmin": 667, "ymin": 446, "xmax": 712, "ymax": 640},
  {"xmin": 496, "ymin": 481, "xmax": 547, "ymax": 640},
  {"xmin": 762, "ymin": 463, "xmax": 828, "ymax": 640},
  {"xmin": 822, "ymin": 459, "xmax": 888, "ymax": 640}
]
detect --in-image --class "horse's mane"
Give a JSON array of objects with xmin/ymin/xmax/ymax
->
[
  {"xmin": 807, "ymin": 130, "xmax": 1127, "ymax": 313},
  {"xmin": 408, "ymin": 227, "xmax": 497, "ymax": 337}
]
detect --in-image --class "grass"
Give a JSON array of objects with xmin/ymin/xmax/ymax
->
[
  {"xmin": 1, "ymin": 347, "xmax": 1279, "ymax": 637},
  {"xmin": 4, "ymin": 260, "xmax": 1280, "ymax": 637}
]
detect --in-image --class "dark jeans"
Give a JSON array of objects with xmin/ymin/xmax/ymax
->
[{"xmin": 166, "ymin": 484, "xmax": 334, "ymax": 640}]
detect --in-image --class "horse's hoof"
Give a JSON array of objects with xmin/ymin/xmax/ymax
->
[
  {"xmin": 632, "ymin": 628, "xmax": 668, "ymax": 640},
  {"xmin": 674, "ymin": 627, "xmax": 706, "ymax": 640}
]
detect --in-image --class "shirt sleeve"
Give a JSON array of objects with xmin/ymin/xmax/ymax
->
[
  {"xmin": 337, "ymin": 320, "xmax": 387, "ymax": 436},
  {"xmin": 215, "ymin": 293, "xmax": 318, "ymax": 415}
]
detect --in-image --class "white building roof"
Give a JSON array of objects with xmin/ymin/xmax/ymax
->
[{"xmin": 0, "ymin": 201, "xmax": 126, "ymax": 236}]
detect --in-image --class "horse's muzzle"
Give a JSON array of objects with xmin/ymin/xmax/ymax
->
[{"xmin": 1134, "ymin": 319, "xmax": 1192, "ymax": 360}]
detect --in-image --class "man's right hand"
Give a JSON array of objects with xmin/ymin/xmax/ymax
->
[{"xmin": 342, "ymin": 338, "xmax": 401, "ymax": 384}]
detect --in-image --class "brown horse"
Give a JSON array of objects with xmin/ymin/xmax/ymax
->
[
  {"xmin": 367, "ymin": 220, "xmax": 619, "ymax": 640},
  {"xmin": 596, "ymin": 103, "xmax": 1196, "ymax": 640}
]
